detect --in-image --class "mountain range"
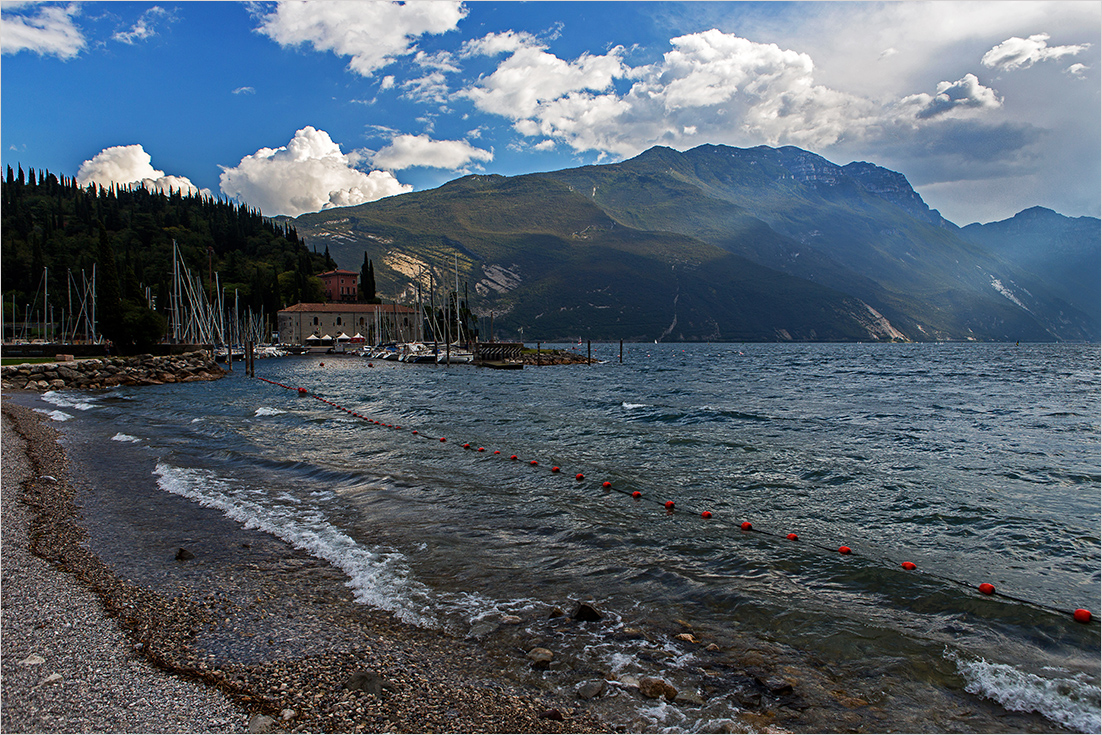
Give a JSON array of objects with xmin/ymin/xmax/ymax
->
[{"xmin": 291, "ymin": 144, "xmax": 1099, "ymax": 342}]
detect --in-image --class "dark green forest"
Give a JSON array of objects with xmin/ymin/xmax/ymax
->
[{"xmin": 2, "ymin": 165, "xmax": 333, "ymax": 350}]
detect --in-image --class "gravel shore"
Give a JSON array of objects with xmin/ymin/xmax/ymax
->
[
  {"xmin": 1, "ymin": 399, "xmax": 607, "ymax": 733},
  {"xmin": 2, "ymin": 402, "xmax": 246, "ymax": 733}
]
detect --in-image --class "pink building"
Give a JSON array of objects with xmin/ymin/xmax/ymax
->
[{"xmin": 318, "ymin": 269, "xmax": 359, "ymax": 302}]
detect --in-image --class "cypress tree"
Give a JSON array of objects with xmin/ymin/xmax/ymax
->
[{"xmin": 96, "ymin": 224, "xmax": 124, "ymax": 347}]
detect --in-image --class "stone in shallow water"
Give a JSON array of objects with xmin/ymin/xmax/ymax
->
[
  {"xmin": 572, "ymin": 603, "xmax": 602, "ymax": 622},
  {"xmin": 576, "ymin": 679, "xmax": 606, "ymax": 699},
  {"xmin": 639, "ymin": 676, "xmax": 677, "ymax": 701},
  {"xmin": 527, "ymin": 647, "xmax": 553, "ymax": 663}
]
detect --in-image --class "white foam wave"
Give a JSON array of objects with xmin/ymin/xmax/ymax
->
[
  {"xmin": 153, "ymin": 462, "xmax": 436, "ymax": 627},
  {"xmin": 35, "ymin": 408, "xmax": 73, "ymax": 422},
  {"xmin": 622, "ymin": 402, "xmax": 648, "ymax": 410},
  {"xmin": 254, "ymin": 406, "xmax": 286, "ymax": 417},
  {"xmin": 41, "ymin": 391, "xmax": 97, "ymax": 411},
  {"xmin": 111, "ymin": 433, "xmax": 141, "ymax": 443},
  {"xmin": 947, "ymin": 650, "xmax": 1101, "ymax": 733}
]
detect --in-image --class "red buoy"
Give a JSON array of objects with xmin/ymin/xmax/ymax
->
[
  {"xmin": 1073, "ymin": 609, "xmax": 1092, "ymax": 624},
  {"xmin": 576, "ymin": 473, "xmax": 585, "ymax": 481},
  {"xmin": 510, "ymin": 455, "xmax": 518, "ymax": 460},
  {"xmin": 602, "ymin": 481, "xmax": 612, "ymax": 489},
  {"xmin": 741, "ymin": 521, "xmax": 753, "ymax": 531},
  {"xmin": 440, "ymin": 437, "xmax": 446, "ymax": 442},
  {"xmin": 665, "ymin": 500, "xmax": 675, "ymax": 510},
  {"xmin": 412, "ymin": 430, "xmax": 418, "ymax": 435},
  {"xmin": 478, "ymin": 447, "xmax": 485, "ymax": 452},
  {"xmin": 530, "ymin": 460, "xmax": 539, "ymax": 466},
  {"xmin": 978, "ymin": 583, "xmax": 995, "ymax": 595},
  {"xmin": 298, "ymin": 388, "xmax": 308, "ymax": 394},
  {"xmin": 632, "ymin": 491, "xmax": 641, "ymax": 498},
  {"xmin": 463, "ymin": 443, "xmax": 471, "ymax": 449},
  {"xmin": 901, "ymin": 561, "xmax": 917, "ymax": 570},
  {"xmin": 494, "ymin": 450, "xmax": 501, "ymax": 454},
  {"xmin": 839, "ymin": 546, "xmax": 852, "ymax": 555},
  {"xmin": 786, "ymin": 533, "xmax": 798, "ymax": 541},
  {"xmin": 368, "ymin": 363, "xmax": 374, "ymax": 367},
  {"xmin": 701, "ymin": 511, "xmax": 712, "ymax": 519},
  {"xmin": 551, "ymin": 466, "xmax": 560, "ymax": 472}
]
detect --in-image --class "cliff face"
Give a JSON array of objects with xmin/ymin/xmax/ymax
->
[{"xmin": 841, "ymin": 161, "xmax": 948, "ymax": 227}]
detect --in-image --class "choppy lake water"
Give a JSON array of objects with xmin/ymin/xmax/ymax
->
[{"xmin": 26, "ymin": 342, "xmax": 1101, "ymax": 732}]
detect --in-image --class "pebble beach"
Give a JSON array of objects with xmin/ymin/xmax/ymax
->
[{"xmin": 1, "ymin": 399, "xmax": 607, "ymax": 734}]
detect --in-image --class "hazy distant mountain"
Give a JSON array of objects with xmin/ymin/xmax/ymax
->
[
  {"xmin": 293, "ymin": 144, "xmax": 1099, "ymax": 342},
  {"xmin": 958, "ymin": 206, "xmax": 1100, "ymax": 319}
]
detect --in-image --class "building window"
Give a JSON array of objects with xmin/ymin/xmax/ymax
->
[
  {"xmin": 313, "ymin": 317, "xmax": 319, "ymax": 325},
  {"xmin": 336, "ymin": 317, "xmax": 342, "ymax": 326}
]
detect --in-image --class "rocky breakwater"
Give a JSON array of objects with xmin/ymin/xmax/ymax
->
[{"xmin": 1, "ymin": 351, "xmax": 225, "ymax": 391}]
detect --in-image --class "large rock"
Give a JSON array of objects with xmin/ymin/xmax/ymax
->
[
  {"xmin": 576, "ymin": 679, "xmax": 606, "ymax": 699},
  {"xmin": 343, "ymin": 670, "xmax": 389, "ymax": 696},
  {"xmin": 572, "ymin": 603, "xmax": 603, "ymax": 622},
  {"xmin": 247, "ymin": 714, "xmax": 277, "ymax": 733},
  {"xmin": 527, "ymin": 647, "xmax": 554, "ymax": 663},
  {"xmin": 639, "ymin": 676, "xmax": 678, "ymax": 701}
]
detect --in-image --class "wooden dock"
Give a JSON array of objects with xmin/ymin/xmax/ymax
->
[{"xmin": 474, "ymin": 342, "xmax": 523, "ymax": 369}]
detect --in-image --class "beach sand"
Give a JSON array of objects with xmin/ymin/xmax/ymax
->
[{"xmin": 1, "ymin": 399, "xmax": 607, "ymax": 733}]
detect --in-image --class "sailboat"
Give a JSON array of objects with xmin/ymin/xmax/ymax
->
[{"xmin": 437, "ymin": 252, "xmax": 474, "ymax": 364}]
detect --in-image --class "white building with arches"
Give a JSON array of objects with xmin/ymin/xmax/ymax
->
[{"xmin": 277, "ymin": 303, "xmax": 420, "ymax": 346}]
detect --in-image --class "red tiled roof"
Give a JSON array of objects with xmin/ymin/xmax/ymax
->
[{"xmin": 278, "ymin": 303, "xmax": 417, "ymax": 314}]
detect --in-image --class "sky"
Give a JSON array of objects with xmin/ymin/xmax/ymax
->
[{"xmin": 2, "ymin": 1, "xmax": 1098, "ymax": 226}]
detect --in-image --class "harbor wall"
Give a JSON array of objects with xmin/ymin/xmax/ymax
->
[{"xmin": 1, "ymin": 350, "xmax": 225, "ymax": 392}]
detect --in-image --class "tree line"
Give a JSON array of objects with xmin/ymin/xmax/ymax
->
[{"xmin": 2, "ymin": 165, "xmax": 334, "ymax": 351}]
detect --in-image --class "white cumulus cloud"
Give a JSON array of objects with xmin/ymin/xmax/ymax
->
[
  {"xmin": 462, "ymin": 28, "xmax": 880, "ymax": 156},
  {"xmin": 1064, "ymin": 62, "xmax": 1089, "ymax": 78},
  {"xmin": 982, "ymin": 33, "xmax": 1090, "ymax": 71},
  {"xmin": 1, "ymin": 1, "xmax": 84, "ymax": 58},
  {"xmin": 219, "ymin": 126, "xmax": 412, "ymax": 217},
  {"xmin": 76, "ymin": 144, "xmax": 202, "ymax": 196},
  {"xmin": 370, "ymin": 134, "xmax": 492, "ymax": 171},
  {"xmin": 254, "ymin": 0, "xmax": 467, "ymax": 77},
  {"xmin": 901, "ymin": 73, "xmax": 1003, "ymax": 120}
]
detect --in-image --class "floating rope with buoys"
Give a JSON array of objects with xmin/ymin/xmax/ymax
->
[{"xmin": 253, "ymin": 375, "xmax": 1097, "ymax": 627}]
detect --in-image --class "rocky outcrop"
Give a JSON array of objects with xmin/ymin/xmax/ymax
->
[{"xmin": 1, "ymin": 351, "xmax": 225, "ymax": 392}]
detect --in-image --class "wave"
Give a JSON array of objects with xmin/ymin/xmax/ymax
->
[
  {"xmin": 153, "ymin": 462, "xmax": 436, "ymax": 627},
  {"xmin": 111, "ymin": 433, "xmax": 141, "ymax": 443},
  {"xmin": 254, "ymin": 406, "xmax": 286, "ymax": 417},
  {"xmin": 35, "ymin": 408, "xmax": 73, "ymax": 422},
  {"xmin": 41, "ymin": 391, "xmax": 98, "ymax": 411},
  {"xmin": 946, "ymin": 649, "xmax": 1101, "ymax": 733}
]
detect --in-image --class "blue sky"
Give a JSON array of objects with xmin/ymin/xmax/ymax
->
[{"xmin": 2, "ymin": 1, "xmax": 1098, "ymax": 225}]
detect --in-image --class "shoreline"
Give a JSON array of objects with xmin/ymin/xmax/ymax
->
[{"xmin": 1, "ymin": 398, "xmax": 606, "ymax": 733}]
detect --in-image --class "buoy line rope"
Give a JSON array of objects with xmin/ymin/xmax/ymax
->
[{"xmin": 253, "ymin": 376, "xmax": 1097, "ymax": 627}]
